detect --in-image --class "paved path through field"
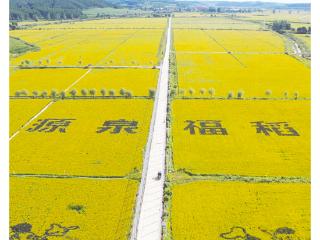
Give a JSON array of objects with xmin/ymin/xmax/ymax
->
[{"xmin": 130, "ymin": 17, "xmax": 171, "ymax": 240}]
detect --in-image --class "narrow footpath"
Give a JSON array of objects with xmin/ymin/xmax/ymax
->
[{"xmin": 130, "ymin": 17, "xmax": 171, "ymax": 240}]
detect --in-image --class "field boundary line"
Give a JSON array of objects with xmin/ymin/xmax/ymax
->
[
  {"xmin": 12, "ymin": 65, "xmax": 160, "ymax": 69},
  {"xmin": 175, "ymin": 51, "xmax": 285, "ymax": 55},
  {"xmin": 10, "ymin": 173, "xmax": 127, "ymax": 180},
  {"xmin": 201, "ymin": 29, "xmax": 247, "ymax": 67},
  {"xmin": 171, "ymin": 172, "xmax": 310, "ymax": 184}
]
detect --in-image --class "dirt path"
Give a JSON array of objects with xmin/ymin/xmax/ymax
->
[{"xmin": 130, "ymin": 17, "xmax": 171, "ymax": 240}]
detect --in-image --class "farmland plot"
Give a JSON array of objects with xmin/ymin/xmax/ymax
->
[
  {"xmin": 172, "ymin": 100, "xmax": 310, "ymax": 177},
  {"xmin": 176, "ymin": 53, "xmax": 310, "ymax": 98},
  {"xmin": 204, "ymin": 30, "xmax": 285, "ymax": 53},
  {"xmin": 10, "ymin": 177, "xmax": 138, "ymax": 240},
  {"xmin": 9, "ymin": 99, "xmax": 50, "ymax": 135},
  {"xmin": 10, "ymin": 69, "xmax": 88, "ymax": 95},
  {"xmin": 173, "ymin": 17, "xmax": 261, "ymax": 30},
  {"xmin": 73, "ymin": 68, "xmax": 158, "ymax": 96},
  {"xmin": 171, "ymin": 181, "xmax": 310, "ymax": 240},
  {"xmin": 10, "ymin": 99, "xmax": 153, "ymax": 176},
  {"xmin": 36, "ymin": 17, "xmax": 167, "ymax": 29},
  {"xmin": 10, "ymin": 28, "xmax": 164, "ymax": 66}
]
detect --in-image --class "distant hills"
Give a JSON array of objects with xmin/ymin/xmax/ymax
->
[
  {"xmin": 10, "ymin": 0, "xmax": 111, "ymax": 20},
  {"xmin": 10, "ymin": 0, "xmax": 310, "ymax": 21}
]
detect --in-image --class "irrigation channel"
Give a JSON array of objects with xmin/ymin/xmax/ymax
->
[{"xmin": 130, "ymin": 17, "xmax": 171, "ymax": 240}]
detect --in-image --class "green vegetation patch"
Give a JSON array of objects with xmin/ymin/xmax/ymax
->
[
  {"xmin": 83, "ymin": 7, "xmax": 151, "ymax": 18},
  {"xmin": 10, "ymin": 37, "xmax": 39, "ymax": 57}
]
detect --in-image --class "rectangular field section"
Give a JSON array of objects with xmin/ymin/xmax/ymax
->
[
  {"xmin": 10, "ymin": 99, "xmax": 153, "ymax": 176},
  {"xmin": 10, "ymin": 177, "xmax": 137, "ymax": 240},
  {"xmin": 172, "ymin": 100, "xmax": 310, "ymax": 177},
  {"xmin": 175, "ymin": 54, "xmax": 310, "ymax": 98},
  {"xmin": 10, "ymin": 28, "xmax": 165, "ymax": 66},
  {"xmin": 171, "ymin": 181, "xmax": 310, "ymax": 240},
  {"xmin": 10, "ymin": 69, "xmax": 88, "ymax": 95},
  {"xmin": 10, "ymin": 99, "xmax": 50, "ymax": 135}
]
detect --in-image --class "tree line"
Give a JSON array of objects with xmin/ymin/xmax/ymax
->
[{"xmin": 10, "ymin": 0, "xmax": 110, "ymax": 21}]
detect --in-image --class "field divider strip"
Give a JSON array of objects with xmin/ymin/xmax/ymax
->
[
  {"xmin": 201, "ymin": 29, "xmax": 247, "ymax": 67},
  {"xmin": 171, "ymin": 172, "xmax": 310, "ymax": 184},
  {"xmin": 12, "ymin": 65, "xmax": 160, "ymax": 69},
  {"xmin": 174, "ymin": 51, "xmax": 285, "ymax": 55},
  {"xmin": 10, "ymin": 173, "xmax": 126, "ymax": 180}
]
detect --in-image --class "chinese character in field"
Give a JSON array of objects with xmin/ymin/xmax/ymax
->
[
  {"xmin": 97, "ymin": 119, "xmax": 138, "ymax": 134},
  {"xmin": 27, "ymin": 118, "xmax": 75, "ymax": 133},
  {"xmin": 184, "ymin": 120, "xmax": 228, "ymax": 135},
  {"xmin": 251, "ymin": 121, "xmax": 299, "ymax": 136}
]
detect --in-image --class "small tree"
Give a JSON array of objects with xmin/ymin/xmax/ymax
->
[
  {"xmin": 120, "ymin": 88, "xmax": 127, "ymax": 97},
  {"xmin": 179, "ymin": 89, "xmax": 185, "ymax": 97},
  {"xmin": 188, "ymin": 88, "xmax": 195, "ymax": 96},
  {"xmin": 70, "ymin": 89, "xmax": 77, "ymax": 99},
  {"xmin": 227, "ymin": 91, "xmax": 234, "ymax": 99},
  {"xmin": 237, "ymin": 90, "xmax": 244, "ymax": 99},
  {"xmin": 15, "ymin": 91, "xmax": 21, "ymax": 97},
  {"xmin": 109, "ymin": 89, "xmax": 115, "ymax": 97},
  {"xmin": 20, "ymin": 90, "xmax": 28, "ymax": 96},
  {"xmin": 126, "ymin": 91, "xmax": 133, "ymax": 98},
  {"xmin": 89, "ymin": 89, "xmax": 96, "ymax": 98},
  {"xmin": 294, "ymin": 91, "xmax": 299, "ymax": 100},
  {"xmin": 208, "ymin": 88, "xmax": 215, "ymax": 97},
  {"xmin": 60, "ymin": 91, "xmax": 66, "ymax": 99},
  {"xmin": 100, "ymin": 88, "xmax": 107, "ymax": 97},
  {"xmin": 81, "ymin": 89, "xmax": 88, "ymax": 97},
  {"xmin": 149, "ymin": 89, "xmax": 156, "ymax": 98},
  {"xmin": 199, "ymin": 88, "xmax": 206, "ymax": 95},
  {"xmin": 51, "ymin": 89, "xmax": 58, "ymax": 99},
  {"xmin": 265, "ymin": 90, "xmax": 272, "ymax": 97},
  {"xmin": 32, "ymin": 90, "xmax": 39, "ymax": 98},
  {"xmin": 283, "ymin": 91, "xmax": 289, "ymax": 99},
  {"xmin": 41, "ymin": 91, "xmax": 48, "ymax": 98}
]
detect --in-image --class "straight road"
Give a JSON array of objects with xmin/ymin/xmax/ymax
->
[{"xmin": 131, "ymin": 17, "xmax": 171, "ymax": 240}]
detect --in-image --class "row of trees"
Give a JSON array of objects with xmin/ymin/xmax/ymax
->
[
  {"xmin": 177, "ymin": 88, "xmax": 300, "ymax": 99},
  {"xmin": 10, "ymin": 0, "xmax": 110, "ymax": 21},
  {"xmin": 14, "ymin": 88, "xmax": 157, "ymax": 98},
  {"xmin": 272, "ymin": 20, "xmax": 311, "ymax": 34}
]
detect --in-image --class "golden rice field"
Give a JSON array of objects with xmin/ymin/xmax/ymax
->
[
  {"xmin": 73, "ymin": 68, "xmax": 158, "ymax": 96},
  {"xmin": 10, "ymin": 28, "xmax": 164, "ymax": 66},
  {"xmin": 204, "ymin": 30, "xmax": 285, "ymax": 52},
  {"xmin": 236, "ymin": 10, "xmax": 310, "ymax": 23},
  {"xmin": 174, "ymin": 29, "xmax": 284, "ymax": 53},
  {"xmin": 10, "ymin": 69, "xmax": 87, "ymax": 95},
  {"xmin": 174, "ymin": 29, "xmax": 225, "ymax": 52},
  {"xmin": 9, "ymin": 99, "xmax": 50, "ymax": 135},
  {"xmin": 33, "ymin": 17, "xmax": 167, "ymax": 29},
  {"xmin": 173, "ymin": 17, "xmax": 261, "ymax": 30},
  {"xmin": 176, "ymin": 53, "xmax": 310, "ymax": 98},
  {"xmin": 171, "ymin": 181, "xmax": 310, "ymax": 240},
  {"xmin": 172, "ymin": 100, "xmax": 310, "ymax": 177},
  {"xmin": 10, "ymin": 99, "xmax": 153, "ymax": 176},
  {"xmin": 10, "ymin": 177, "xmax": 138, "ymax": 240},
  {"xmin": 10, "ymin": 68, "xmax": 158, "ymax": 96}
]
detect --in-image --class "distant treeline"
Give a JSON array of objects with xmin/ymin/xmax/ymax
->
[
  {"xmin": 10, "ymin": 0, "xmax": 111, "ymax": 20},
  {"xmin": 272, "ymin": 20, "xmax": 311, "ymax": 34}
]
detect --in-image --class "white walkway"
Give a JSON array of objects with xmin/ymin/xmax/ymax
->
[{"xmin": 131, "ymin": 17, "xmax": 171, "ymax": 240}]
